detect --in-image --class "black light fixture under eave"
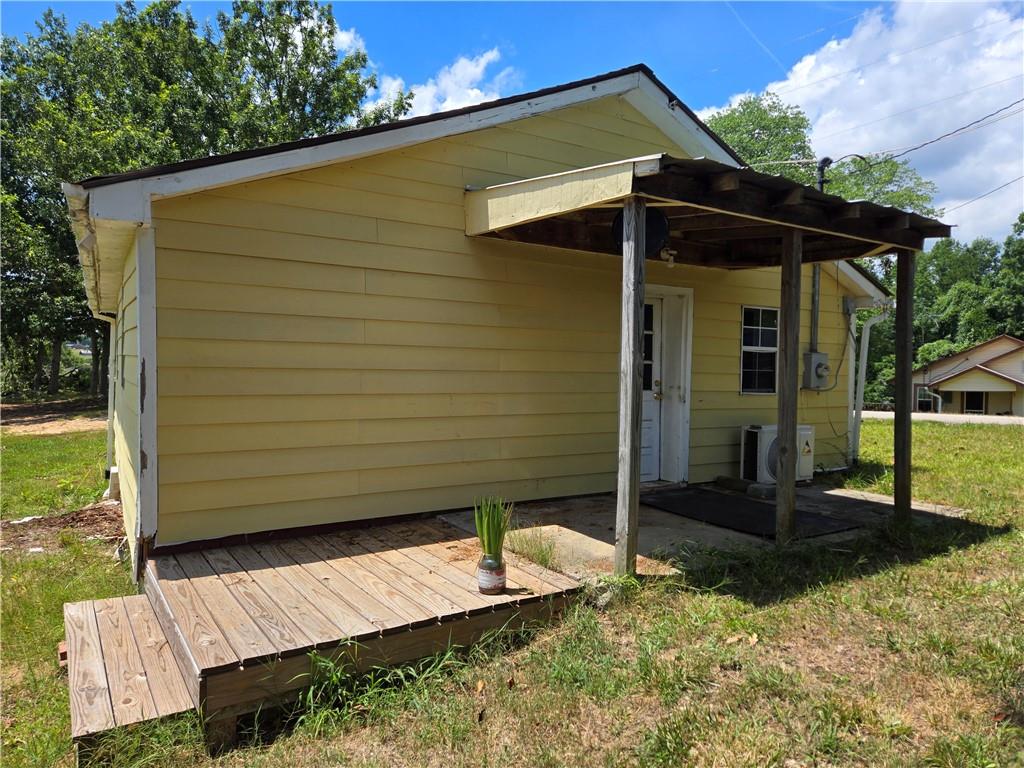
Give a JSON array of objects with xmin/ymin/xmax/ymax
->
[{"xmin": 612, "ymin": 206, "xmax": 670, "ymax": 258}]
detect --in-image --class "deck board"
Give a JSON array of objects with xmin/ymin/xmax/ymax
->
[
  {"xmin": 303, "ymin": 534, "xmax": 440, "ymax": 627},
  {"xmin": 327, "ymin": 530, "xmax": 469, "ymax": 619},
  {"xmin": 202, "ymin": 547, "xmax": 314, "ymax": 656},
  {"xmin": 65, "ymin": 601, "xmax": 115, "ymax": 738},
  {"xmin": 174, "ymin": 551, "xmax": 278, "ymax": 663},
  {"xmin": 276, "ymin": 536, "xmax": 410, "ymax": 632},
  {"xmin": 124, "ymin": 595, "xmax": 195, "ymax": 717},
  {"xmin": 148, "ymin": 554, "xmax": 240, "ymax": 673},
  {"xmin": 94, "ymin": 597, "xmax": 159, "ymax": 726},
  {"xmin": 226, "ymin": 544, "xmax": 349, "ymax": 648},
  {"xmin": 248, "ymin": 541, "xmax": 383, "ymax": 639},
  {"xmin": 66, "ymin": 595, "xmax": 193, "ymax": 740}
]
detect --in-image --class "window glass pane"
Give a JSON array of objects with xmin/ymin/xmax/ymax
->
[
  {"xmin": 761, "ymin": 309, "xmax": 778, "ymax": 329},
  {"xmin": 742, "ymin": 328, "xmax": 759, "ymax": 347},
  {"xmin": 643, "ymin": 303, "xmax": 653, "ymax": 331},
  {"xmin": 643, "ymin": 363, "xmax": 653, "ymax": 391},
  {"xmin": 743, "ymin": 307, "xmax": 759, "ymax": 327},
  {"xmin": 757, "ymin": 370, "xmax": 776, "ymax": 392},
  {"xmin": 741, "ymin": 369, "xmax": 757, "ymax": 391},
  {"xmin": 760, "ymin": 329, "xmax": 777, "ymax": 348},
  {"xmin": 643, "ymin": 333, "xmax": 653, "ymax": 361}
]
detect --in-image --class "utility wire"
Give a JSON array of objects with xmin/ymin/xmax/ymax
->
[
  {"xmin": 945, "ymin": 176, "xmax": 1023, "ymax": 213},
  {"xmin": 814, "ymin": 74, "xmax": 1024, "ymax": 141},
  {"xmin": 848, "ymin": 98, "xmax": 1024, "ymax": 172},
  {"xmin": 774, "ymin": 17, "xmax": 1010, "ymax": 95}
]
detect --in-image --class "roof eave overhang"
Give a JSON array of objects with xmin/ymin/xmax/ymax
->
[{"xmin": 465, "ymin": 154, "xmax": 950, "ymax": 299}]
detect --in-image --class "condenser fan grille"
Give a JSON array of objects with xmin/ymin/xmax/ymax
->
[{"xmin": 765, "ymin": 437, "xmax": 780, "ymax": 481}]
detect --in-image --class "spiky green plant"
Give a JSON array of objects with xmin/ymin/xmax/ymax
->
[{"xmin": 474, "ymin": 496, "xmax": 513, "ymax": 559}]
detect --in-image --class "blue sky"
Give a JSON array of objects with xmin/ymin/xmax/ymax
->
[
  {"xmin": 3, "ymin": 2, "xmax": 1022, "ymax": 241},
  {"xmin": 2, "ymin": 2, "xmax": 874, "ymax": 108}
]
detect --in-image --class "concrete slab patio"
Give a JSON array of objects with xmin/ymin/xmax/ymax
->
[{"xmin": 442, "ymin": 483, "xmax": 968, "ymax": 581}]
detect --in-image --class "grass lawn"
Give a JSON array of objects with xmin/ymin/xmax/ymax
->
[
  {"xmin": 0, "ymin": 429, "xmax": 107, "ymax": 520},
  {"xmin": 1, "ymin": 421, "xmax": 1021, "ymax": 767}
]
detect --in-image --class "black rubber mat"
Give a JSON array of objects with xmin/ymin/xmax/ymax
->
[{"xmin": 639, "ymin": 487, "xmax": 861, "ymax": 540}]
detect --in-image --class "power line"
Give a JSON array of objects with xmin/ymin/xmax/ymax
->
[
  {"xmin": 814, "ymin": 74, "xmax": 1024, "ymax": 141},
  {"xmin": 774, "ymin": 17, "xmax": 1010, "ymax": 96},
  {"xmin": 725, "ymin": 2, "xmax": 788, "ymax": 76},
  {"xmin": 945, "ymin": 176, "xmax": 1023, "ymax": 213},
  {"xmin": 851, "ymin": 98, "xmax": 1024, "ymax": 170}
]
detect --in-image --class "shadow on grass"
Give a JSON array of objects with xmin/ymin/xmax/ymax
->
[{"xmin": 668, "ymin": 509, "xmax": 1013, "ymax": 607}]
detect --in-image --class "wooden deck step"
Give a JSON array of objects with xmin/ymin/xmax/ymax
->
[{"xmin": 65, "ymin": 595, "xmax": 194, "ymax": 740}]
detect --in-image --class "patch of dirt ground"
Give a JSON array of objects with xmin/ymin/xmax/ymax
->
[
  {"xmin": 0, "ymin": 398, "xmax": 106, "ymax": 435},
  {"xmin": 0, "ymin": 500, "xmax": 122, "ymax": 552}
]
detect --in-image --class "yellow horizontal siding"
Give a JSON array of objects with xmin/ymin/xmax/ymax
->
[
  {"xmin": 152, "ymin": 95, "xmax": 860, "ymax": 544},
  {"xmin": 112, "ymin": 245, "xmax": 139, "ymax": 556}
]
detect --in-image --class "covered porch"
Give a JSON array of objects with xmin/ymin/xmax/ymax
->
[{"xmin": 465, "ymin": 154, "xmax": 951, "ymax": 573}]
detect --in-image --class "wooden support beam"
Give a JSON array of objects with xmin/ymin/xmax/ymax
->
[
  {"xmin": 614, "ymin": 197, "xmax": 646, "ymax": 576},
  {"xmin": 775, "ymin": 229, "xmax": 802, "ymax": 544},
  {"xmin": 773, "ymin": 188, "xmax": 804, "ymax": 207},
  {"xmin": 709, "ymin": 172, "xmax": 741, "ymax": 192},
  {"xmin": 894, "ymin": 249, "xmax": 915, "ymax": 528}
]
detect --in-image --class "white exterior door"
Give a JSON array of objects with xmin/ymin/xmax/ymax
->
[{"xmin": 641, "ymin": 299, "xmax": 663, "ymax": 481}]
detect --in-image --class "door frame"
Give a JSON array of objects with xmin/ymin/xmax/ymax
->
[{"xmin": 645, "ymin": 283, "xmax": 694, "ymax": 482}]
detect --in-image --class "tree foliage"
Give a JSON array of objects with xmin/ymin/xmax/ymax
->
[{"xmin": 1, "ymin": 1, "xmax": 411, "ymax": 396}]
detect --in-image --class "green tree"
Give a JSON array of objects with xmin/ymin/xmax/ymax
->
[
  {"xmin": 985, "ymin": 213, "xmax": 1024, "ymax": 337},
  {"xmin": 704, "ymin": 93, "xmax": 939, "ymax": 215},
  {"xmin": 1, "ymin": 1, "xmax": 412, "ymax": 397}
]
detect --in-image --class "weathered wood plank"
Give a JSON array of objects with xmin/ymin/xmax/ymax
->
[
  {"xmin": 278, "ymin": 536, "xmax": 415, "ymax": 630},
  {"xmin": 894, "ymin": 249, "xmax": 915, "ymax": 526},
  {"xmin": 143, "ymin": 561, "xmax": 204, "ymax": 705},
  {"xmin": 775, "ymin": 228, "xmax": 802, "ymax": 543},
  {"xmin": 352, "ymin": 528, "xmax": 495, "ymax": 614},
  {"xmin": 401, "ymin": 521, "xmax": 551, "ymax": 599},
  {"xmin": 201, "ymin": 547, "xmax": 314, "ymax": 656},
  {"xmin": 225, "ymin": 544, "xmax": 345, "ymax": 649},
  {"xmin": 203, "ymin": 598, "xmax": 570, "ymax": 714},
  {"xmin": 65, "ymin": 601, "xmax": 115, "ymax": 738},
  {"xmin": 615, "ymin": 196, "xmax": 646, "ymax": 575},
  {"xmin": 324, "ymin": 531, "xmax": 465, "ymax": 620},
  {"xmin": 123, "ymin": 595, "xmax": 194, "ymax": 718},
  {"xmin": 172, "ymin": 552, "xmax": 277, "ymax": 664},
  {"xmin": 93, "ymin": 598, "xmax": 158, "ymax": 726},
  {"xmin": 247, "ymin": 541, "xmax": 382, "ymax": 639},
  {"xmin": 363, "ymin": 526, "xmax": 517, "ymax": 609},
  {"xmin": 148, "ymin": 555, "xmax": 241, "ymax": 674}
]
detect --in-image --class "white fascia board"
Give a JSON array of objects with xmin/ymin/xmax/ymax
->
[
  {"xmin": 624, "ymin": 77, "xmax": 738, "ymax": 165},
  {"xmin": 85, "ymin": 71, "xmax": 644, "ymax": 220},
  {"xmin": 838, "ymin": 261, "xmax": 888, "ymax": 301}
]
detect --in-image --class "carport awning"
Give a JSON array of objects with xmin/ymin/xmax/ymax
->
[{"xmin": 465, "ymin": 154, "xmax": 951, "ymax": 268}]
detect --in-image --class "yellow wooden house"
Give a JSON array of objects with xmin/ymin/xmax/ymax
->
[{"xmin": 64, "ymin": 64, "xmax": 945, "ymax": 572}]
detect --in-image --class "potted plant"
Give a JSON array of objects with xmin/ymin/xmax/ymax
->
[{"xmin": 474, "ymin": 496, "xmax": 513, "ymax": 594}]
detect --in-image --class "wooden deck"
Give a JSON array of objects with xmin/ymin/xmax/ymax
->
[{"xmin": 65, "ymin": 517, "xmax": 578, "ymax": 744}]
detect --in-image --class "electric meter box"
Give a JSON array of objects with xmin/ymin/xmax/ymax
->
[{"xmin": 802, "ymin": 351, "xmax": 831, "ymax": 390}]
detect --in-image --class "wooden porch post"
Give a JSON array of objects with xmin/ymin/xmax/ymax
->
[
  {"xmin": 894, "ymin": 249, "xmax": 915, "ymax": 527},
  {"xmin": 614, "ymin": 196, "xmax": 646, "ymax": 576},
  {"xmin": 775, "ymin": 229, "xmax": 802, "ymax": 544}
]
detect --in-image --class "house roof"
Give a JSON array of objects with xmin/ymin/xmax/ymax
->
[
  {"xmin": 64, "ymin": 63, "xmax": 899, "ymax": 314},
  {"xmin": 913, "ymin": 334, "xmax": 1024, "ymax": 374},
  {"xmin": 931, "ymin": 364, "xmax": 1024, "ymax": 389},
  {"xmin": 76, "ymin": 64, "xmax": 744, "ymax": 190}
]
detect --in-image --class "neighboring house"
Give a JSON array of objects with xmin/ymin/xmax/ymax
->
[
  {"xmin": 64, "ymin": 65, "xmax": 906, "ymax": 565},
  {"xmin": 914, "ymin": 335, "xmax": 1024, "ymax": 415}
]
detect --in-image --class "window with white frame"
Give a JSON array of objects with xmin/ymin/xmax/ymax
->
[{"xmin": 741, "ymin": 306, "xmax": 778, "ymax": 394}]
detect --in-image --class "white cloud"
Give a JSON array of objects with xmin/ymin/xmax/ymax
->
[
  {"xmin": 365, "ymin": 48, "xmax": 520, "ymax": 118},
  {"xmin": 334, "ymin": 26, "xmax": 365, "ymax": 55},
  {"xmin": 702, "ymin": 1, "xmax": 1024, "ymax": 242}
]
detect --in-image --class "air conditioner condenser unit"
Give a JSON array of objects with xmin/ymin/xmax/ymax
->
[{"xmin": 740, "ymin": 424, "xmax": 815, "ymax": 484}]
